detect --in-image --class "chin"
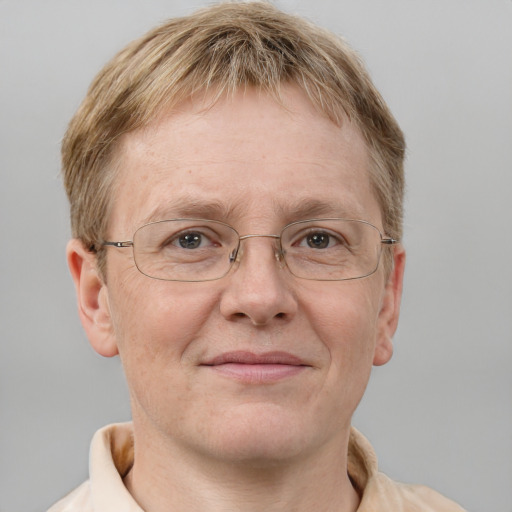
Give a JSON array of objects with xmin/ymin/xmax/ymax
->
[{"xmin": 199, "ymin": 403, "xmax": 324, "ymax": 466}]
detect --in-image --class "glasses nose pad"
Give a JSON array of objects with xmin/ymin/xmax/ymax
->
[
  {"xmin": 275, "ymin": 245, "xmax": 286, "ymax": 267},
  {"xmin": 229, "ymin": 246, "xmax": 240, "ymax": 264},
  {"xmin": 229, "ymin": 241, "xmax": 285, "ymax": 268}
]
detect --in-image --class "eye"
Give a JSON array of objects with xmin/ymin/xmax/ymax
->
[
  {"xmin": 305, "ymin": 232, "xmax": 332, "ymax": 249},
  {"xmin": 171, "ymin": 231, "xmax": 214, "ymax": 249},
  {"xmin": 177, "ymin": 231, "xmax": 205, "ymax": 249},
  {"xmin": 298, "ymin": 231, "xmax": 341, "ymax": 249}
]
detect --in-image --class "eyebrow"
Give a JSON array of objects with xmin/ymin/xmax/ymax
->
[
  {"xmin": 274, "ymin": 198, "xmax": 363, "ymax": 223},
  {"xmin": 140, "ymin": 195, "xmax": 364, "ymax": 226},
  {"xmin": 141, "ymin": 195, "xmax": 247, "ymax": 225}
]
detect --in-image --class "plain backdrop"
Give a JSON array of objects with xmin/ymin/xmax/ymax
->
[{"xmin": 1, "ymin": 1, "xmax": 511, "ymax": 511}]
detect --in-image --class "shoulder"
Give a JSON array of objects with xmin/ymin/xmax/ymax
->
[
  {"xmin": 47, "ymin": 480, "xmax": 93, "ymax": 512},
  {"xmin": 365, "ymin": 472, "xmax": 467, "ymax": 512},
  {"xmin": 47, "ymin": 423, "xmax": 137, "ymax": 512},
  {"xmin": 348, "ymin": 428, "xmax": 466, "ymax": 511}
]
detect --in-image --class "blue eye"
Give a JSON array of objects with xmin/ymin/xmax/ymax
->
[
  {"xmin": 306, "ymin": 232, "xmax": 331, "ymax": 249},
  {"xmin": 178, "ymin": 232, "xmax": 203, "ymax": 249},
  {"xmin": 299, "ymin": 231, "xmax": 342, "ymax": 249}
]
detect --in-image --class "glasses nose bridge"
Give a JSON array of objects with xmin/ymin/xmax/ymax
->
[
  {"xmin": 239, "ymin": 233, "xmax": 281, "ymax": 241},
  {"xmin": 231, "ymin": 233, "xmax": 283, "ymax": 265}
]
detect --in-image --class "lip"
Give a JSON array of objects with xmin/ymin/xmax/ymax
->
[{"xmin": 201, "ymin": 351, "xmax": 310, "ymax": 383}]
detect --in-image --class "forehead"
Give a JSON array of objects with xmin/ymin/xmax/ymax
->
[{"xmin": 110, "ymin": 86, "xmax": 379, "ymax": 234}]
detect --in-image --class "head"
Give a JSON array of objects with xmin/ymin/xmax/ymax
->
[
  {"xmin": 64, "ymin": 1, "xmax": 406, "ymax": 470},
  {"xmin": 62, "ymin": 1, "xmax": 405, "ymax": 277}
]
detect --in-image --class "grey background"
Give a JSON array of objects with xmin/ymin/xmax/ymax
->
[{"xmin": 1, "ymin": 1, "xmax": 511, "ymax": 511}]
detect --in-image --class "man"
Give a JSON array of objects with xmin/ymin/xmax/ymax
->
[{"xmin": 49, "ymin": 2, "xmax": 465, "ymax": 511}]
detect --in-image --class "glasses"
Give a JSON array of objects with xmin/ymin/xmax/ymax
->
[{"xmin": 102, "ymin": 218, "xmax": 398, "ymax": 282}]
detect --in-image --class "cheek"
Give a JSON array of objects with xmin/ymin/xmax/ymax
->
[
  {"xmin": 107, "ymin": 280, "xmax": 222, "ymax": 424},
  {"xmin": 303, "ymin": 281, "xmax": 381, "ymax": 375},
  {"xmin": 108, "ymin": 278, "xmax": 219, "ymax": 367}
]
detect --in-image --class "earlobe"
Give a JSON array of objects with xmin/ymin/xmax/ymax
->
[
  {"xmin": 373, "ymin": 334, "xmax": 394, "ymax": 367},
  {"xmin": 66, "ymin": 239, "xmax": 119, "ymax": 357},
  {"xmin": 373, "ymin": 246, "xmax": 406, "ymax": 367}
]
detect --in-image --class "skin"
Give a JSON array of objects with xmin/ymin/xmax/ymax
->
[{"xmin": 67, "ymin": 85, "xmax": 405, "ymax": 512}]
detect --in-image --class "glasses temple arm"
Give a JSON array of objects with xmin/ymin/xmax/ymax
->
[
  {"xmin": 381, "ymin": 237, "xmax": 399, "ymax": 245},
  {"xmin": 102, "ymin": 241, "xmax": 134, "ymax": 248}
]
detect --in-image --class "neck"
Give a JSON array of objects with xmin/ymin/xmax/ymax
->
[{"xmin": 123, "ymin": 424, "xmax": 360, "ymax": 512}]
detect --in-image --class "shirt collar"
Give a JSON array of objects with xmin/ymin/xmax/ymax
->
[{"xmin": 89, "ymin": 422, "xmax": 377, "ymax": 511}]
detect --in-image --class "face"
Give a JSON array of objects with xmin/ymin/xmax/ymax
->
[{"xmin": 69, "ymin": 85, "xmax": 404, "ymax": 465}]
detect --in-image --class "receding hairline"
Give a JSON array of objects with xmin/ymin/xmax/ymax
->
[
  {"xmin": 106, "ymin": 83, "xmax": 376, "ymax": 227},
  {"xmin": 62, "ymin": 0, "xmax": 405, "ymax": 276}
]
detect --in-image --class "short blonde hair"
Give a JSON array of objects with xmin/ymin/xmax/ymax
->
[{"xmin": 62, "ymin": 1, "xmax": 405, "ymax": 269}]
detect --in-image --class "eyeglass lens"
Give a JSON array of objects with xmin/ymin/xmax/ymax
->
[{"xmin": 130, "ymin": 219, "xmax": 383, "ymax": 282}]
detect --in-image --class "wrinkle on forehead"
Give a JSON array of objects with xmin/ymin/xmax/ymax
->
[
  {"xmin": 109, "ymin": 86, "xmax": 380, "ymax": 238},
  {"xmin": 140, "ymin": 194, "xmax": 367, "ymax": 228},
  {"xmin": 117, "ymin": 87, "xmax": 364, "ymax": 164}
]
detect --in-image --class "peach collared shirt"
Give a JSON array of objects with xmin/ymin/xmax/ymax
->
[{"xmin": 48, "ymin": 423, "xmax": 466, "ymax": 512}]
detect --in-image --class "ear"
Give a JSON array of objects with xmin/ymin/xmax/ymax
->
[
  {"xmin": 373, "ymin": 245, "xmax": 406, "ymax": 366},
  {"xmin": 66, "ymin": 239, "xmax": 119, "ymax": 357}
]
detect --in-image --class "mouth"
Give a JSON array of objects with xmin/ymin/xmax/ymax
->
[{"xmin": 201, "ymin": 351, "xmax": 310, "ymax": 383}]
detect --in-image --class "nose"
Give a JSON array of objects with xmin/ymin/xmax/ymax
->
[{"xmin": 219, "ymin": 235, "xmax": 298, "ymax": 326}]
